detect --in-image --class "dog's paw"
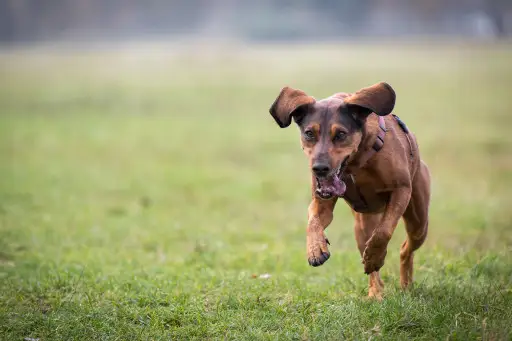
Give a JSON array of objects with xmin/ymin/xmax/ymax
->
[
  {"xmin": 362, "ymin": 247, "xmax": 386, "ymax": 274},
  {"xmin": 362, "ymin": 233, "xmax": 389, "ymax": 274},
  {"xmin": 307, "ymin": 232, "xmax": 330, "ymax": 267},
  {"xmin": 367, "ymin": 289, "xmax": 384, "ymax": 301}
]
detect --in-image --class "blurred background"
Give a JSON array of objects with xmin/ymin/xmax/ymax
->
[{"xmin": 1, "ymin": 0, "xmax": 512, "ymax": 43}]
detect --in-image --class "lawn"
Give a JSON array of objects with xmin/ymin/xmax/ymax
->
[{"xmin": 0, "ymin": 41, "xmax": 511, "ymax": 340}]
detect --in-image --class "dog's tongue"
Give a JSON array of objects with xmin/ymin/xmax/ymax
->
[{"xmin": 317, "ymin": 174, "xmax": 347, "ymax": 198}]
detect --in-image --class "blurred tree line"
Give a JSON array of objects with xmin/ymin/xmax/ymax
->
[{"xmin": 0, "ymin": 0, "xmax": 510, "ymax": 43}]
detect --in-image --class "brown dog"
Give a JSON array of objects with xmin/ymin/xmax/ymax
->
[{"xmin": 269, "ymin": 82, "xmax": 430, "ymax": 299}]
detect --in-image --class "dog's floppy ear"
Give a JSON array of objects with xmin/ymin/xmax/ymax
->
[
  {"xmin": 345, "ymin": 82, "xmax": 396, "ymax": 117},
  {"xmin": 269, "ymin": 86, "xmax": 315, "ymax": 128}
]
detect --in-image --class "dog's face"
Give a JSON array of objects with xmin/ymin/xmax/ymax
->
[
  {"xmin": 269, "ymin": 82, "xmax": 395, "ymax": 199},
  {"xmin": 298, "ymin": 98, "xmax": 364, "ymax": 199}
]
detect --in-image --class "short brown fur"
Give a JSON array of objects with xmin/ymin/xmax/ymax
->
[{"xmin": 269, "ymin": 82, "xmax": 430, "ymax": 299}]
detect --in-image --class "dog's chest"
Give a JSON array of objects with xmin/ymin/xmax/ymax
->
[{"xmin": 341, "ymin": 173, "xmax": 389, "ymax": 213}]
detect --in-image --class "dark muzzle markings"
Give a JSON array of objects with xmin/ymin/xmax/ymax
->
[{"xmin": 315, "ymin": 156, "xmax": 348, "ymax": 199}]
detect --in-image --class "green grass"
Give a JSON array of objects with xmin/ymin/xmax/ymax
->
[{"xmin": 1, "ymin": 41, "xmax": 511, "ymax": 340}]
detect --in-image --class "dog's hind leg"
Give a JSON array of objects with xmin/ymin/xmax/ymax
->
[
  {"xmin": 353, "ymin": 211, "xmax": 385, "ymax": 299},
  {"xmin": 400, "ymin": 161, "xmax": 430, "ymax": 289}
]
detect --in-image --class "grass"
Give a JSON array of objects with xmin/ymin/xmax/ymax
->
[{"xmin": 0, "ymin": 41, "xmax": 511, "ymax": 340}]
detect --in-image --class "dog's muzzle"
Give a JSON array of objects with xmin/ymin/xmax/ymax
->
[{"xmin": 315, "ymin": 157, "xmax": 349, "ymax": 199}]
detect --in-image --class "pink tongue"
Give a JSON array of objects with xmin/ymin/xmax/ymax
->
[
  {"xmin": 332, "ymin": 175, "xmax": 347, "ymax": 197},
  {"xmin": 318, "ymin": 175, "xmax": 346, "ymax": 197}
]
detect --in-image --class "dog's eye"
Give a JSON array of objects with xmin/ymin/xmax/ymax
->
[
  {"xmin": 333, "ymin": 131, "xmax": 347, "ymax": 142},
  {"xmin": 303, "ymin": 130, "xmax": 315, "ymax": 141}
]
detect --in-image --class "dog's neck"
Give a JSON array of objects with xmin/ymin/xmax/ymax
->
[{"xmin": 346, "ymin": 114, "xmax": 386, "ymax": 173}]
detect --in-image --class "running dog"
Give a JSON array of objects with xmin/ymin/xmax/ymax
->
[{"xmin": 269, "ymin": 82, "xmax": 430, "ymax": 299}]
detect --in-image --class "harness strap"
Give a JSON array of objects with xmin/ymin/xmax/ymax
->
[
  {"xmin": 341, "ymin": 174, "xmax": 369, "ymax": 212},
  {"xmin": 393, "ymin": 114, "xmax": 414, "ymax": 158},
  {"xmin": 373, "ymin": 116, "xmax": 387, "ymax": 152},
  {"xmin": 342, "ymin": 115, "xmax": 415, "ymax": 212},
  {"xmin": 341, "ymin": 116, "xmax": 386, "ymax": 212},
  {"xmin": 355, "ymin": 116, "xmax": 386, "ymax": 169}
]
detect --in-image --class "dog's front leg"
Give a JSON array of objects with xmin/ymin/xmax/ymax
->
[
  {"xmin": 307, "ymin": 196, "xmax": 337, "ymax": 266},
  {"xmin": 362, "ymin": 187, "xmax": 411, "ymax": 274}
]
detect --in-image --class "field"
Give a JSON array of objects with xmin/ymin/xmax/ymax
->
[{"xmin": 1, "ymin": 41, "xmax": 511, "ymax": 340}]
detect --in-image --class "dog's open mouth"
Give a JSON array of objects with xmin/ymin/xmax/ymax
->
[{"xmin": 315, "ymin": 157, "xmax": 349, "ymax": 199}]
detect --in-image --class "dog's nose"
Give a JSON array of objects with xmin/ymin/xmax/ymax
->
[{"xmin": 312, "ymin": 163, "xmax": 331, "ymax": 177}]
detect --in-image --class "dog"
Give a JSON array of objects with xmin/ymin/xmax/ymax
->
[{"xmin": 269, "ymin": 82, "xmax": 430, "ymax": 299}]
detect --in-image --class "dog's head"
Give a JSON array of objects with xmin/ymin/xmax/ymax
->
[{"xmin": 269, "ymin": 82, "xmax": 395, "ymax": 200}]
